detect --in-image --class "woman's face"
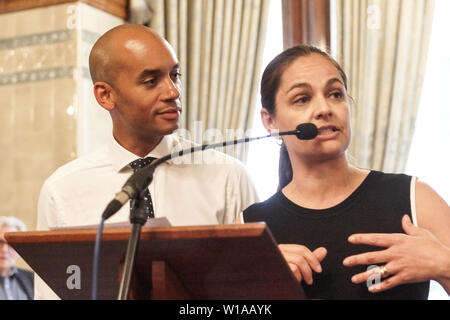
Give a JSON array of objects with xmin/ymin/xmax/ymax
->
[{"xmin": 262, "ymin": 53, "xmax": 351, "ymax": 163}]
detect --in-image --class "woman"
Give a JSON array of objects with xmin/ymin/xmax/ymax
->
[{"xmin": 241, "ymin": 45, "xmax": 450, "ymax": 299}]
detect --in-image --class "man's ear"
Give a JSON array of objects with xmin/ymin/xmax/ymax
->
[
  {"xmin": 93, "ymin": 82, "xmax": 115, "ymax": 111},
  {"xmin": 260, "ymin": 107, "xmax": 278, "ymax": 135}
]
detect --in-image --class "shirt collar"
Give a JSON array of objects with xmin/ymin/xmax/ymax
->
[
  {"xmin": 108, "ymin": 134, "xmax": 177, "ymax": 172},
  {"xmin": 0, "ymin": 267, "xmax": 17, "ymax": 279},
  {"xmin": 9, "ymin": 267, "xmax": 18, "ymax": 277}
]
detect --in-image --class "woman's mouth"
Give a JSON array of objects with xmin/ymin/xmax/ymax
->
[
  {"xmin": 318, "ymin": 126, "xmax": 338, "ymax": 135},
  {"xmin": 316, "ymin": 126, "xmax": 339, "ymax": 140}
]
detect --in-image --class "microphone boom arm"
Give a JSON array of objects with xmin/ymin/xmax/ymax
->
[{"xmin": 102, "ymin": 124, "xmax": 317, "ymax": 220}]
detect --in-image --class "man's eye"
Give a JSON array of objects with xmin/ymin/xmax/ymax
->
[
  {"xmin": 173, "ymin": 72, "xmax": 182, "ymax": 79},
  {"xmin": 144, "ymin": 78, "xmax": 156, "ymax": 85}
]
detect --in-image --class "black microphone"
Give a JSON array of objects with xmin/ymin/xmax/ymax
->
[
  {"xmin": 102, "ymin": 123, "xmax": 318, "ymax": 220},
  {"xmin": 274, "ymin": 122, "xmax": 318, "ymax": 140}
]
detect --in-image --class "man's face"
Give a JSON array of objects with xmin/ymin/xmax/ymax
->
[
  {"xmin": 110, "ymin": 36, "xmax": 182, "ymax": 142},
  {"xmin": 0, "ymin": 226, "xmax": 19, "ymax": 273}
]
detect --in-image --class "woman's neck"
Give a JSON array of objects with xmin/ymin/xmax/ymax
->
[{"xmin": 283, "ymin": 154, "xmax": 369, "ymax": 209}]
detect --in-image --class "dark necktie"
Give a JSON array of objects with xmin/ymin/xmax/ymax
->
[{"xmin": 129, "ymin": 157, "xmax": 156, "ymax": 218}]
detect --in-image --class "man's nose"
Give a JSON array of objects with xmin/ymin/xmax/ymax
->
[
  {"xmin": 161, "ymin": 77, "xmax": 181, "ymax": 101},
  {"xmin": 0, "ymin": 242, "xmax": 10, "ymax": 252}
]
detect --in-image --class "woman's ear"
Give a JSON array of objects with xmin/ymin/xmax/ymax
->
[
  {"xmin": 261, "ymin": 108, "xmax": 278, "ymax": 135},
  {"xmin": 93, "ymin": 82, "xmax": 115, "ymax": 111}
]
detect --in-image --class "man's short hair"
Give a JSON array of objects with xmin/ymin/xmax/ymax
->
[{"xmin": 0, "ymin": 216, "xmax": 27, "ymax": 231}]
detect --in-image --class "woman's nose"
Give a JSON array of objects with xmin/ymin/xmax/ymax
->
[{"xmin": 313, "ymin": 97, "xmax": 333, "ymax": 119}]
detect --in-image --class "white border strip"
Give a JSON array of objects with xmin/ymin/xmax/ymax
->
[{"xmin": 410, "ymin": 176, "xmax": 418, "ymax": 227}]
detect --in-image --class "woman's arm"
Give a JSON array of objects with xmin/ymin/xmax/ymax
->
[{"xmin": 414, "ymin": 180, "xmax": 450, "ymax": 293}]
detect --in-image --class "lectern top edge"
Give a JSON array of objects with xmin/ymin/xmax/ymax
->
[{"xmin": 5, "ymin": 222, "xmax": 268, "ymax": 244}]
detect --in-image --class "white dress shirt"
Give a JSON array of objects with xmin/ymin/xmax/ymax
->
[{"xmin": 35, "ymin": 134, "xmax": 258, "ymax": 299}]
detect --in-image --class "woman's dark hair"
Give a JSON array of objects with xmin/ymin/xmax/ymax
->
[{"xmin": 260, "ymin": 45, "xmax": 348, "ymax": 191}]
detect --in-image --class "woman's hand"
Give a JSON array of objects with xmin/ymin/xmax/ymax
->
[
  {"xmin": 343, "ymin": 215, "xmax": 450, "ymax": 293},
  {"xmin": 279, "ymin": 244, "xmax": 327, "ymax": 285}
]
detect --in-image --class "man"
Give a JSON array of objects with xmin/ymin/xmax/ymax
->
[
  {"xmin": 37, "ymin": 25, "xmax": 258, "ymax": 299},
  {"xmin": 0, "ymin": 217, "xmax": 34, "ymax": 300}
]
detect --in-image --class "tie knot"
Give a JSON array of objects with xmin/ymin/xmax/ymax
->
[{"xmin": 129, "ymin": 157, "xmax": 156, "ymax": 171}]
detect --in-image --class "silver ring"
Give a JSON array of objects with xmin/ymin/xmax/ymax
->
[{"xmin": 378, "ymin": 265, "xmax": 389, "ymax": 278}]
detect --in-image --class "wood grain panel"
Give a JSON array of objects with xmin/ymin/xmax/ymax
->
[
  {"xmin": 0, "ymin": 0, "xmax": 128, "ymax": 19},
  {"xmin": 282, "ymin": 0, "xmax": 330, "ymax": 50}
]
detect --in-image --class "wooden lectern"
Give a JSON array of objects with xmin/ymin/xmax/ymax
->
[{"xmin": 5, "ymin": 223, "xmax": 306, "ymax": 300}]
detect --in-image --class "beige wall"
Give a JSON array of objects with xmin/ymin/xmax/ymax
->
[
  {"xmin": 0, "ymin": 2, "xmax": 122, "ymax": 269},
  {"xmin": 0, "ymin": 5, "xmax": 77, "ymax": 230}
]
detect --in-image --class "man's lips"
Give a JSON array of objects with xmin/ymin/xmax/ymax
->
[
  {"xmin": 157, "ymin": 106, "xmax": 181, "ymax": 114},
  {"xmin": 156, "ymin": 107, "xmax": 181, "ymax": 120}
]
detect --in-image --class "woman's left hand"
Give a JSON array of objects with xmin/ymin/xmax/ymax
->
[{"xmin": 343, "ymin": 215, "xmax": 450, "ymax": 293}]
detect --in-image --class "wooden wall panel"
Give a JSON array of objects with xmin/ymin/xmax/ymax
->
[
  {"xmin": 282, "ymin": 0, "xmax": 330, "ymax": 50},
  {"xmin": 0, "ymin": 0, "xmax": 129, "ymax": 19}
]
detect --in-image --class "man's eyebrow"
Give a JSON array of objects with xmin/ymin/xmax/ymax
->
[
  {"xmin": 138, "ymin": 69, "xmax": 160, "ymax": 79},
  {"xmin": 138, "ymin": 63, "xmax": 181, "ymax": 79}
]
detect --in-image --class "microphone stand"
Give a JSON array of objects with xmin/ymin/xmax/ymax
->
[
  {"xmin": 117, "ymin": 187, "xmax": 153, "ymax": 300},
  {"xmin": 115, "ymin": 134, "xmax": 278, "ymax": 299},
  {"xmin": 107, "ymin": 123, "xmax": 318, "ymax": 299}
]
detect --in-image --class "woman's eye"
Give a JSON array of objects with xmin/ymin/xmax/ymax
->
[
  {"xmin": 330, "ymin": 91, "xmax": 343, "ymax": 99},
  {"xmin": 294, "ymin": 96, "xmax": 309, "ymax": 104}
]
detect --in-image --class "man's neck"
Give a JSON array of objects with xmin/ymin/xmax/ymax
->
[
  {"xmin": 113, "ymin": 132, "xmax": 164, "ymax": 158},
  {"xmin": 0, "ymin": 267, "xmax": 13, "ymax": 278}
]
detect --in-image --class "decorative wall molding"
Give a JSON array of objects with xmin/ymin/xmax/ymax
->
[
  {"xmin": 0, "ymin": 66, "xmax": 74, "ymax": 86},
  {"xmin": 0, "ymin": 30, "xmax": 73, "ymax": 50},
  {"xmin": 82, "ymin": 29, "xmax": 100, "ymax": 45}
]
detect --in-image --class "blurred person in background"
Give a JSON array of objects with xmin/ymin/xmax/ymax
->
[{"xmin": 0, "ymin": 216, "xmax": 34, "ymax": 300}]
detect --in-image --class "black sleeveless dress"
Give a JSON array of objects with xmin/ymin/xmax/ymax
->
[{"xmin": 243, "ymin": 171, "xmax": 429, "ymax": 299}]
